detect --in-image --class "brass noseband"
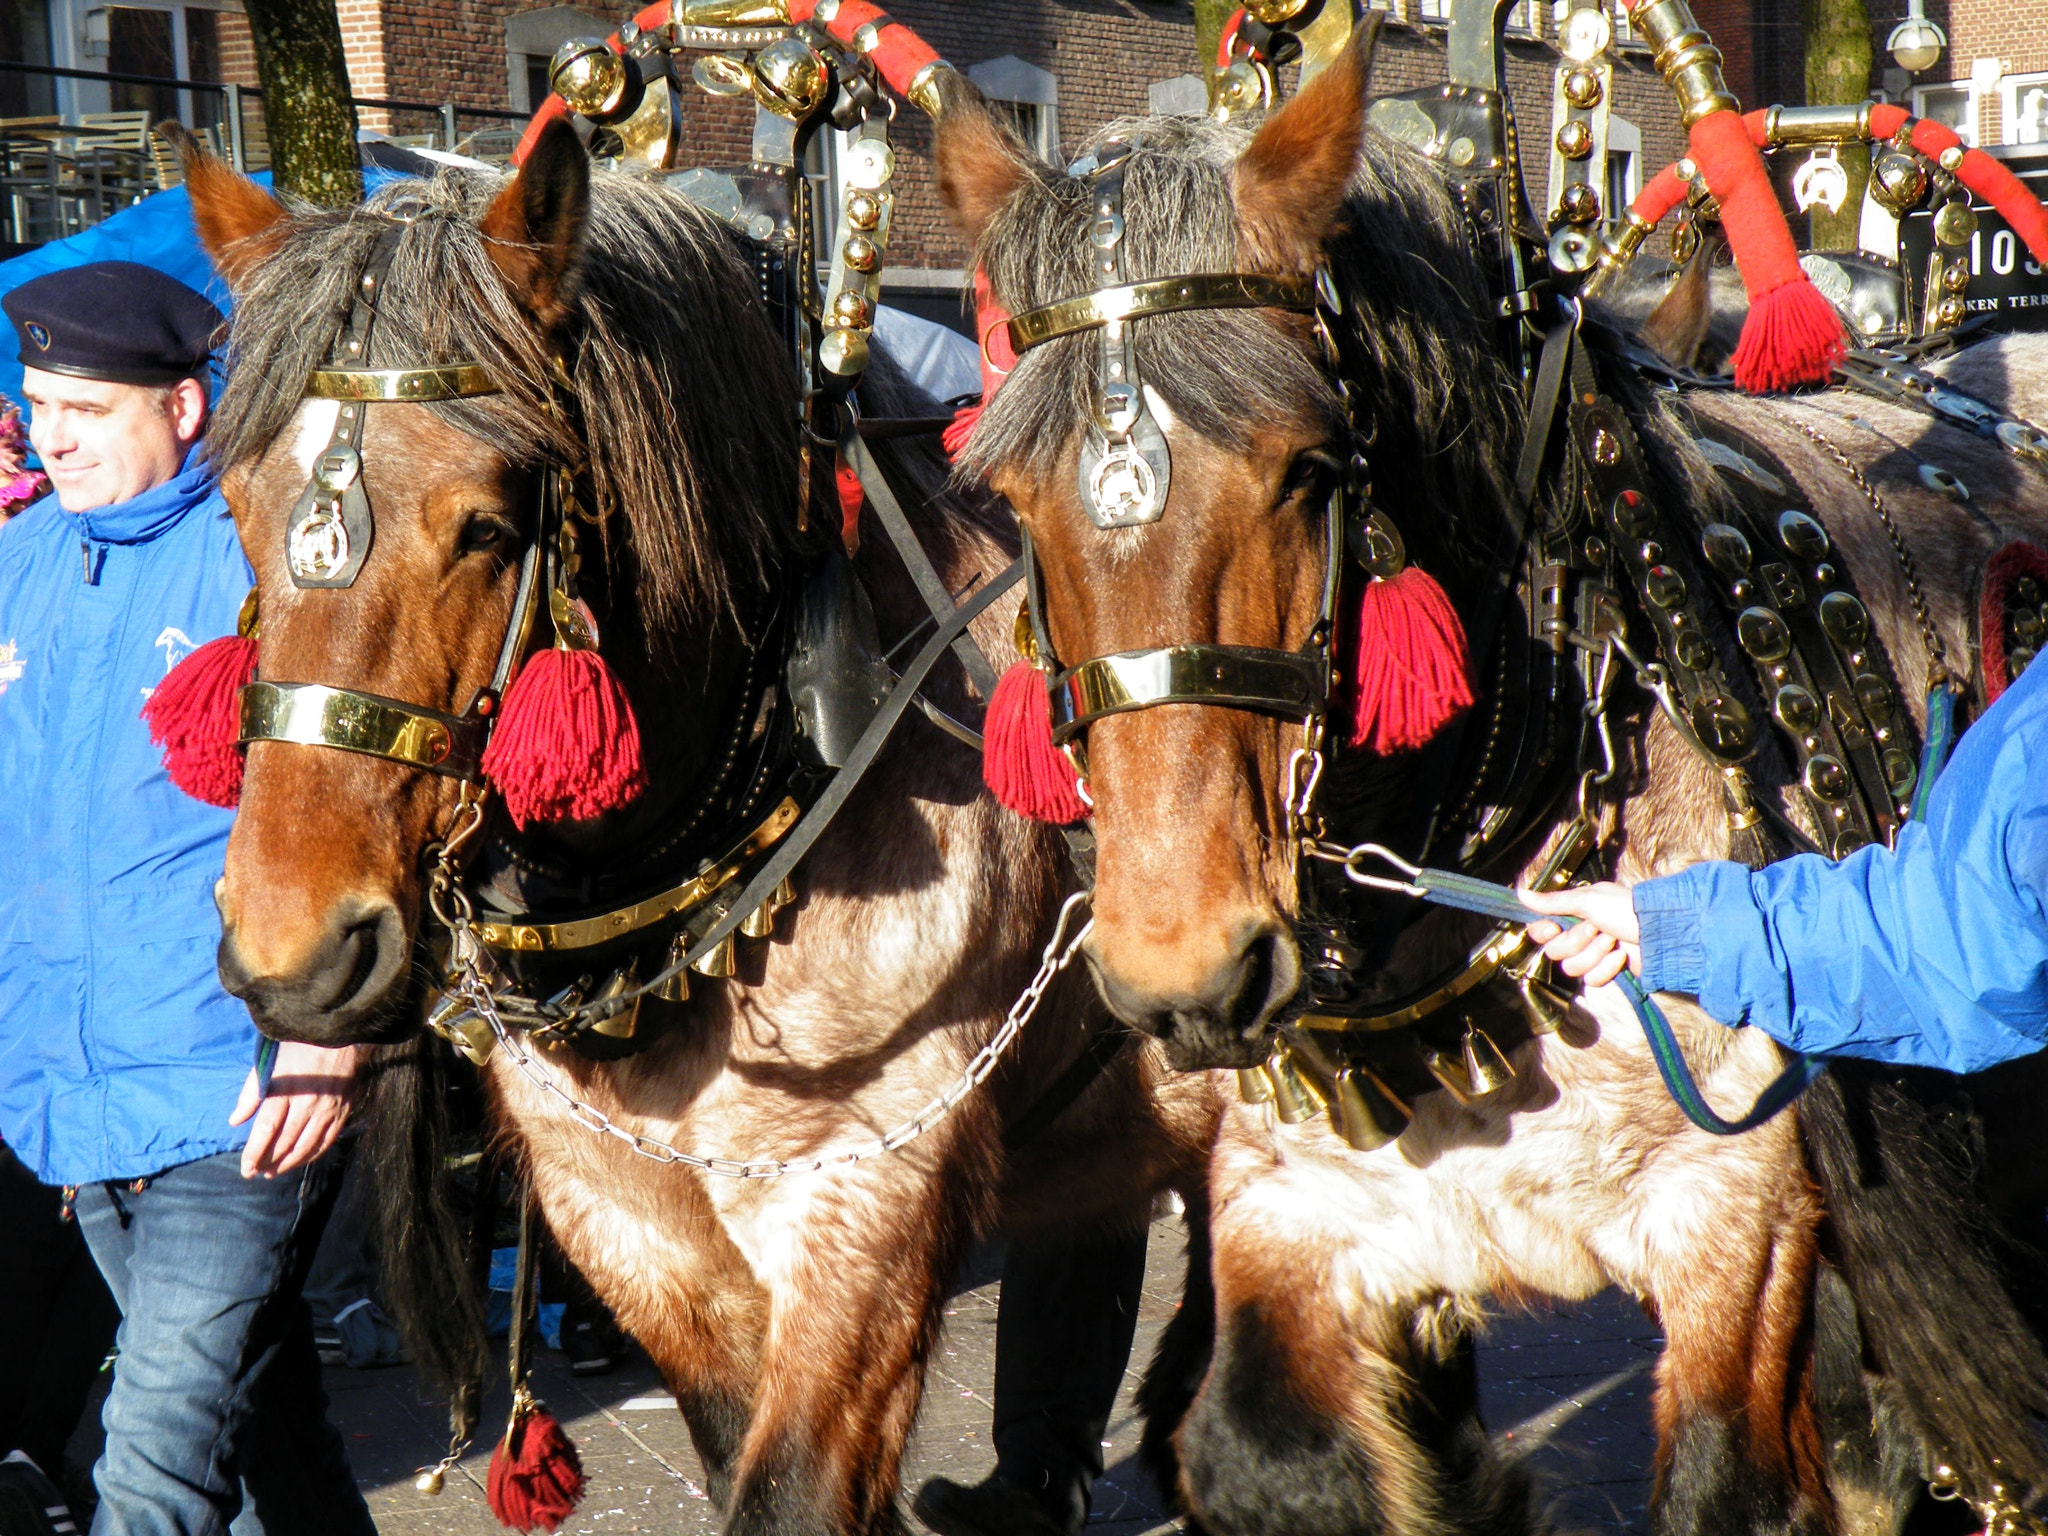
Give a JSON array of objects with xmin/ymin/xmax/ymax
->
[
  {"xmin": 303, "ymin": 365, "xmax": 501, "ymax": 402},
  {"xmin": 1006, "ymin": 273, "xmax": 1318, "ymax": 356},
  {"xmin": 1050, "ymin": 645, "xmax": 1326, "ymax": 744},
  {"xmin": 239, "ymin": 681, "xmax": 489, "ymax": 778}
]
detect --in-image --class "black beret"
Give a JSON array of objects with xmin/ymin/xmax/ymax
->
[{"xmin": 4, "ymin": 262, "xmax": 223, "ymax": 386}]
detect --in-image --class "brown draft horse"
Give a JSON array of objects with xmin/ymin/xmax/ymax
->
[
  {"xmin": 936, "ymin": 33, "xmax": 2048, "ymax": 1536},
  {"xmin": 179, "ymin": 131, "xmax": 1217, "ymax": 1534}
]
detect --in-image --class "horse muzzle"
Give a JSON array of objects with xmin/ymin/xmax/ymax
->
[
  {"xmin": 217, "ymin": 896, "xmax": 414, "ymax": 1046},
  {"xmin": 1082, "ymin": 915, "xmax": 1300, "ymax": 1071}
]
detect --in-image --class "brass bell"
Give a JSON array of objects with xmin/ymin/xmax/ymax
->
[
  {"xmin": 1237, "ymin": 1065, "xmax": 1276, "ymax": 1104},
  {"xmin": 1515, "ymin": 974, "xmax": 1574, "ymax": 1036},
  {"xmin": 1267, "ymin": 1048, "xmax": 1327, "ymax": 1126},
  {"xmin": 691, "ymin": 933, "xmax": 738, "ymax": 978},
  {"xmin": 1333, "ymin": 1066, "xmax": 1410, "ymax": 1152},
  {"xmin": 1461, "ymin": 1026, "xmax": 1516, "ymax": 1096},
  {"xmin": 740, "ymin": 903, "xmax": 777, "ymax": 940},
  {"xmin": 654, "ymin": 933, "xmax": 690, "ymax": 1003},
  {"xmin": 819, "ymin": 327, "xmax": 870, "ymax": 378},
  {"xmin": 550, "ymin": 38, "xmax": 635, "ymax": 120},
  {"xmin": 750, "ymin": 35, "xmax": 830, "ymax": 121},
  {"xmin": 587, "ymin": 964, "xmax": 642, "ymax": 1040},
  {"xmin": 1867, "ymin": 148, "xmax": 1928, "ymax": 215},
  {"xmin": 768, "ymin": 875, "xmax": 797, "ymax": 912},
  {"xmin": 425, "ymin": 991, "xmax": 495, "ymax": 1066},
  {"xmin": 415, "ymin": 1468, "xmax": 446, "ymax": 1497}
]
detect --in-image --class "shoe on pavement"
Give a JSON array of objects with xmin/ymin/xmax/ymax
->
[
  {"xmin": 559, "ymin": 1311, "xmax": 626, "ymax": 1376},
  {"xmin": 911, "ymin": 1475, "xmax": 1073, "ymax": 1536},
  {"xmin": 0, "ymin": 1451, "xmax": 80, "ymax": 1536}
]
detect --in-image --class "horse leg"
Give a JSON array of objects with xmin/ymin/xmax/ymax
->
[
  {"xmin": 722, "ymin": 1152, "xmax": 985, "ymax": 1536},
  {"xmin": 1173, "ymin": 1160, "xmax": 1533, "ymax": 1536},
  {"xmin": 1649, "ymin": 1194, "xmax": 1832, "ymax": 1536}
]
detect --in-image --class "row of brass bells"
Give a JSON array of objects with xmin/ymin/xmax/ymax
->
[
  {"xmin": 654, "ymin": 875, "xmax": 798, "ymax": 1001},
  {"xmin": 1425, "ymin": 1025, "xmax": 1517, "ymax": 1104}
]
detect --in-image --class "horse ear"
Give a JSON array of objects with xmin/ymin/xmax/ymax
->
[
  {"xmin": 1232, "ymin": 14, "xmax": 1380, "ymax": 272},
  {"xmin": 166, "ymin": 120, "xmax": 287, "ymax": 290},
  {"xmin": 933, "ymin": 83, "xmax": 1036, "ymax": 247},
  {"xmin": 480, "ymin": 118, "xmax": 589, "ymax": 332}
]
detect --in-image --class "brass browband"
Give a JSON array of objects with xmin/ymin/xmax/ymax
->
[
  {"xmin": 303, "ymin": 365, "xmax": 501, "ymax": 402},
  {"xmin": 1049, "ymin": 645, "xmax": 1324, "ymax": 745},
  {"xmin": 475, "ymin": 796, "xmax": 803, "ymax": 952},
  {"xmin": 239, "ymin": 681, "xmax": 487, "ymax": 778},
  {"xmin": 1007, "ymin": 273, "xmax": 1319, "ymax": 356}
]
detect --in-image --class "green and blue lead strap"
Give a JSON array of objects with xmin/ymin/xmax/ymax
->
[
  {"xmin": 1908, "ymin": 684, "xmax": 1956, "ymax": 825},
  {"xmin": 1354, "ymin": 860, "xmax": 1824, "ymax": 1137},
  {"xmin": 254, "ymin": 1035, "xmax": 280, "ymax": 1100}
]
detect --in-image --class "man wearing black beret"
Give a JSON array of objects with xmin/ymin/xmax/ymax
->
[{"xmin": 0, "ymin": 261, "xmax": 374, "ymax": 1535}]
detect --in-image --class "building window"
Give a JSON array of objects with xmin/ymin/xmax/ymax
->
[
  {"xmin": 967, "ymin": 55, "xmax": 1058, "ymax": 165},
  {"xmin": 0, "ymin": 0, "xmax": 54, "ymax": 116},
  {"xmin": 2003, "ymin": 73, "xmax": 2048, "ymax": 146},
  {"xmin": 504, "ymin": 4, "xmax": 613, "ymax": 113},
  {"xmin": 1913, "ymin": 82, "xmax": 1978, "ymax": 146},
  {"xmin": 1606, "ymin": 112, "xmax": 1641, "ymax": 221}
]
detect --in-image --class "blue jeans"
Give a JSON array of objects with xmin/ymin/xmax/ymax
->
[{"xmin": 74, "ymin": 1148, "xmax": 376, "ymax": 1536}]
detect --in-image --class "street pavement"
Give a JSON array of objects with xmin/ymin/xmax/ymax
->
[{"xmin": 308, "ymin": 1214, "xmax": 1665, "ymax": 1535}]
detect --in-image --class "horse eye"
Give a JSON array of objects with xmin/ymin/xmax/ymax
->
[
  {"xmin": 458, "ymin": 515, "xmax": 517, "ymax": 555},
  {"xmin": 1281, "ymin": 450, "xmax": 1340, "ymax": 504}
]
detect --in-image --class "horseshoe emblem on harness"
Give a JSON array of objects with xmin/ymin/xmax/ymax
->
[
  {"xmin": 289, "ymin": 502, "xmax": 353, "ymax": 583},
  {"xmin": 1079, "ymin": 412, "xmax": 1172, "ymax": 530}
]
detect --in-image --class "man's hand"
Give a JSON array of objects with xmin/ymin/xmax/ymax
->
[
  {"xmin": 230, "ymin": 1041, "xmax": 365, "ymax": 1178},
  {"xmin": 1518, "ymin": 882, "xmax": 1643, "ymax": 990}
]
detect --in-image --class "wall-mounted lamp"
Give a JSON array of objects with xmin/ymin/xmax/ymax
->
[
  {"xmin": 1887, "ymin": 1, "xmax": 1946, "ymax": 75},
  {"xmin": 81, "ymin": 7, "xmax": 109, "ymax": 58}
]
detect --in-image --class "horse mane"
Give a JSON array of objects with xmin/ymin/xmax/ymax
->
[
  {"xmin": 207, "ymin": 170, "xmax": 805, "ymax": 644},
  {"xmin": 959, "ymin": 115, "xmax": 1524, "ymax": 580}
]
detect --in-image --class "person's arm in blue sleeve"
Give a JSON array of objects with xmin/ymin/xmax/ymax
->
[{"xmin": 1522, "ymin": 660, "xmax": 2048, "ymax": 1075}]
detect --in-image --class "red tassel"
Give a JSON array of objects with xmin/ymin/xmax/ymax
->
[
  {"xmin": 942, "ymin": 403, "xmax": 983, "ymax": 460},
  {"xmin": 486, "ymin": 1411, "xmax": 585, "ymax": 1533},
  {"xmin": 1729, "ymin": 278, "xmax": 1847, "ymax": 395},
  {"xmin": 1980, "ymin": 542, "xmax": 2048, "ymax": 704},
  {"xmin": 982, "ymin": 662, "xmax": 1088, "ymax": 824},
  {"xmin": 481, "ymin": 648, "xmax": 648, "ymax": 829},
  {"xmin": 836, "ymin": 452, "xmax": 865, "ymax": 550},
  {"xmin": 142, "ymin": 634, "xmax": 257, "ymax": 808},
  {"xmin": 1343, "ymin": 567, "xmax": 1475, "ymax": 755}
]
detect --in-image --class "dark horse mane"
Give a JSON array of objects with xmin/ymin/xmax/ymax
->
[
  {"xmin": 207, "ymin": 170, "xmax": 808, "ymax": 646},
  {"xmin": 959, "ymin": 115, "xmax": 1526, "ymax": 589}
]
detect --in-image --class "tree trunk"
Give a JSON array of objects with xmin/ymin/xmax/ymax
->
[
  {"xmin": 1801, "ymin": 0, "xmax": 1872, "ymax": 249},
  {"xmin": 241, "ymin": 0, "xmax": 361, "ymax": 205},
  {"xmin": 1193, "ymin": 0, "xmax": 1236, "ymax": 107}
]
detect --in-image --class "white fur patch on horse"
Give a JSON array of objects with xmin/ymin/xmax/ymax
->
[
  {"xmin": 285, "ymin": 399, "xmax": 342, "ymax": 479},
  {"xmin": 1143, "ymin": 385, "xmax": 1178, "ymax": 433}
]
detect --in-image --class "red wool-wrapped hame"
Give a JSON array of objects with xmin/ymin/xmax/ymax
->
[
  {"xmin": 1342, "ymin": 566, "xmax": 1475, "ymax": 755},
  {"xmin": 982, "ymin": 661, "xmax": 1089, "ymax": 824},
  {"xmin": 486, "ymin": 1410, "xmax": 585, "ymax": 1533},
  {"xmin": 481, "ymin": 647, "xmax": 648, "ymax": 829},
  {"xmin": 142, "ymin": 634, "xmax": 258, "ymax": 808}
]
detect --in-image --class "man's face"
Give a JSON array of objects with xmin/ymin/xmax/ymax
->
[{"xmin": 21, "ymin": 367, "xmax": 206, "ymax": 513}]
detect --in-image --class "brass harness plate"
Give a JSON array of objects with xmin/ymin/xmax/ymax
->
[
  {"xmin": 1007, "ymin": 274, "xmax": 1318, "ymax": 356},
  {"xmin": 239, "ymin": 680, "xmax": 486, "ymax": 778},
  {"xmin": 475, "ymin": 795, "xmax": 802, "ymax": 952},
  {"xmin": 303, "ymin": 365, "xmax": 501, "ymax": 402}
]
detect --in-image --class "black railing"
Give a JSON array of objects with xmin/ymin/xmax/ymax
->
[{"xmin": 0, "ymin": 57, "xmax": 528, "ymax": 172}]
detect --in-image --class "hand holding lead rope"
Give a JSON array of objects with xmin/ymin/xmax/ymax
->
[{"xmin": 1305, "ymin": 841, "xmax": 1823, "ymax": 1136}]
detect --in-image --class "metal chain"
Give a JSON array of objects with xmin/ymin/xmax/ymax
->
[
  {"xmin": 1793, "ymin": 417, "xmax": 1953, "ymax": 687},
  {"xmin": 451, "ymin": 892, "xmax": 1094, "ymax": 1180}
]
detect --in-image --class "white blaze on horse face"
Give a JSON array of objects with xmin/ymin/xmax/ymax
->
[
  {"xmin": 1143, "ymin": 385, "xmax": 1178, "ymax": 434},
  {"xmin": 286, "ymin": 399, "xmax": 342, "ymax": 481}
]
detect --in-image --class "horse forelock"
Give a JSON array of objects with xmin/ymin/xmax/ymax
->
[
  {"xmin": 958, "ymin": 116, "xmax": 1522, "ymax": 581},
  {"xmin": 207, "ymin": 169, "xmax": 804, "ymax": 646}
]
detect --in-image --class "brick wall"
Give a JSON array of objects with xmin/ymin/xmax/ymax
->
[{"xmin": 352, "ymin": 0, "xmax": 1690, "ymax": 264}]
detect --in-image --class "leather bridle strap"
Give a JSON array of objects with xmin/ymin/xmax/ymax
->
[{"xmin": 1006, "ymin": 273, "xmax": 1319, "ymax": 355}]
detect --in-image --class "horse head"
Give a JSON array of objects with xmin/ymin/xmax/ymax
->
[
  {"xmin": 937, "ymin": 29, "xmax": 1519, "ymax": 1069},
  {"xmin": 186, "ymin": 126, "xmax": 799, "ymax": 1044}
]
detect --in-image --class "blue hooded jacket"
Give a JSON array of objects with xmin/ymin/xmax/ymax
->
[
  {"xmin": 1636, "ymin": 655, "xmax": 2048, "ymax": 1075},
  {"xmin": 0, "ymin": 448, "xmax": 259, "ymax": 1184}
]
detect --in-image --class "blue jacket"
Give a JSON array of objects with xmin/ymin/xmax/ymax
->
[
  {"xmin": 0, "ymin": 449, "xmax": 259, "ymax": 1184},
  {"xmin": 1636, "ymin": 657, "xmax": 2048, "ymax": 1075}
]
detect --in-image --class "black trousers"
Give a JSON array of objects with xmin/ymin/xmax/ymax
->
[
  {"xmin": 0, "ymin": 1143, "xmax": 120, "ymax": 1478},
  {"xmin": 991, "ymin": 1229, "xmax": 1150, "ymax": 1528}
]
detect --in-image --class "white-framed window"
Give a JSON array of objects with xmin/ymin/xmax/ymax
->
[
  {"xmin": 968, "ymin": 55, "xmax": 1059, "ymax": 165},
  {"xmin": 1606, "ymin": 112, "xmax": 1641, "ymax": 219},
  {"xmin": 2004, "ymin": 72, "xmax": 2048, "ymax": 146},
  {"xmin": 1914, "ymin": 81, "xmax": 1979, "ymax": 145},
  {"xmin": 1415, "ymin": 0, "xmax": 1448, "ymax": 26},
  {"xmin": 505, "ymin": 5, "xmax": 614, "ymax": 113}
]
